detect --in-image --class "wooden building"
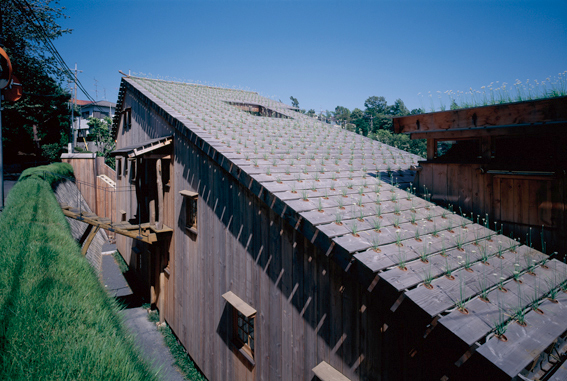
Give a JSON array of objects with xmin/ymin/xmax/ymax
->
[
  {"xmin": 393, "ymin": 96, "xmax": 567, "ymax": 255},
  {"xmin": 110, "ymin": 76, "xmax": 567, "ymax": 381}
]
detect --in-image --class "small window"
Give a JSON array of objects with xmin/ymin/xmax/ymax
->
[
  {"xmin": 116, "ymin": 158, "xmax": 122, "ymax": 179},
  {"xmin": 235, "ymin": 311, "xmax": 254, "ymax": 356},
  {"xmin": 180, "ymin": 190, "xmax": 198, "ymax": 234},
  {"xmin": 222, "ymin": 291, "xmax": 256, "ymax": 362}
]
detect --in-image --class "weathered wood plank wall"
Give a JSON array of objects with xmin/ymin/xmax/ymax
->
[
  {"xmin": 168, "ymin": 127, "xmax": 393, "ymax": 381},
  {"xmin": 415, "ymin": 162, "xmax": 566, "ymax": 254}
]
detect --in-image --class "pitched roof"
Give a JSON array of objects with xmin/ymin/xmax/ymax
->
[{"xmin": 115, "ymin": 76, "xmax": 567, "ymax": 379}]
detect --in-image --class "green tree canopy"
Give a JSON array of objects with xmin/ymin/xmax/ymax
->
[
  {"xmin": 1, "ymin": 0, "xmax": 73, "ymax": 163},
  {"xmin": 289, "ymin": 96, "xmax": 299, "ymax": 108},
  {"xmin": 87, "ymin": 116, "xmax": 116, "ymax": 169},
  {"xmin": 333, "ymin": 105, "xmax": 351, "ymax": 125}
]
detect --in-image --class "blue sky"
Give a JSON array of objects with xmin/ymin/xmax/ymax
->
[{"xmin": 56, "ymin": 0, "xmax": 566, "ymax": 113}]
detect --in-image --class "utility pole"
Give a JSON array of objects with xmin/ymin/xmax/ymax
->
[{"xmin": 71, "ymin": 63, "xmax": 82, "ymax": 152}]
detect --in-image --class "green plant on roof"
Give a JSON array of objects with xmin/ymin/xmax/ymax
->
[
  {"xmin": 341, "ymin": 188, "xmax": 348, "ymax": 198},
  {"xmin": 357, "ymin": 208, "xmax": 365, "ymax": 222},
  {"xmin": 444, "ymin": 257, "xmax": 453, "ymax": 279},
  {"xmin": 323, "ymin": 189, "xmax": 329, "ymax": 200},
  {"xmin": 252, "ymin": 158, "xmax": 259, "ymax": 167},
  {"xmin": 414, "ymin": 227, "xmax": 422, "ymax": 242},
  {"xmin": 356, "ymin": 197, "xmax": 364, "ymax": 208},
  {"xmin": 310, "ymin": 182, "xmax": 317, "ymax": 192},
  {"xmin": 524, "ymin": 252, "xmax": 537, "ymax": 275},
  {"xmin": 374, "ymin": 204, "xmax": 382, "ymax": 219},
  {"xmin": 276, "ymin": 176, "xmax": 282, "ymax": 184},
  {"xmin": 510, "ymin": 238, "xmax": 519, "ymax": 253},
  {"xmin": 513, "ymin": 287, "xmax": 527, "ymax": 326},
  {"xmin": 420, "ymin": 241, "xmax": 431, "ymax": 263},
  {"xmin": 422, "ymin": 263, "xmax": 434, "ymax": 288},
  {"xmin": 396, "ymin": 246, "xmax": 407, "ymax": 270},
  {"xmin": 346, "ymin": 182, "xmax": 354, "ymax": 189},
  {"xmin": 285, "ymin": 166, "xmax": 291, "ymax": 175},
  {"xmin": 295, "ymin": 173, "xmax": 302, "ymax": 182},
  {"xmin": 395, "ymin": 229, "xmax": 403, "ymax": 247},
  {"xmin": 529, "ymin": 279, "xmax": 543, "ymax": 312},
  {"xmin": 393, "ymin": 203, "xmax": 401, "ymax": 215},
  {"xmin": 456, "ymin": 276, "xmax": 470, "ymax": 313},
  {"xmin": 337, "ymin": 197, "xmax": 345, "ymax": 210},
  {"xmin": 317, "ymin": 198, "xmax": 324, "ymax": 212},
  {"xmin": 391, "ymin": 193, "xmax": 398, "ymax": 203},
  {"xmin": 513, "ymin": 262, "xmax": 522, "ymax": 282},
  {"xmin": 266, "ymin": 167, "xmax": 272, "ymax": 176},
  {"xmin": 478, "ymin": 272, "xmax": 490, "ymax": 302},
  {"xmin": 371, "ymin": 217, "xmax": 382, "ymax": 232},
  {"xmin": 409, "ymin": 212, "xmax": 417, "ymax": 226},
  {"xmin": 349, "ymin": 221, "xmax": 359, "ymax": 237},
  {"xmin": 479, "ymin": 242, "xmax": 489, "ymax": 264},
  {"xmin": 290, "ymin": 183, "xmax": 297, "ymax": 194},
  {"xmin": 454, "ymin": 230, "xmax": 467, "ymax": 251}
]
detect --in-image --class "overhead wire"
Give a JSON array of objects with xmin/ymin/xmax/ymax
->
[{"xmin": 9, "ymin": 0, "xmax": 108, "ymax": 113}]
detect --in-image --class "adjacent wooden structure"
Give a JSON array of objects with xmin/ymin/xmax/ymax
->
[
  {"xmin": 108, "ymin": 77, "xmax": 567, "ymax": 381},
  {"xmin": 394, "ymin": 96, "xmax": 567, "ymax": 255}
]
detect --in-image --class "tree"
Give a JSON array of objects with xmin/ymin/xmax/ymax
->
[
  {"xmin": 289, "ymin": 96, "xmax": 299, "ymax": 108},
  {"xmin": 364, "ymin": 96, "xmax": 388, "ymax": 114},
  {"xmin": 333, "ymin": 106, "xmax": 351, "ymax": 125},
  {"xmin": 350, "ymin": 108, "xmax": 368, "ymax": 135},
  {"xmin": 306, "ymin": 109, "xmax": 316, "ymax": 117},
  {"xmin": 87, "ymin": 116, "xmax": 116, "ymax": 169},
  {"xmin": 389, "ymin": 99, "xmax": 409, "ymax": 116},
  {"xmin": 1, "ymin": 0, "xmax": 73, "ymax": 163}
]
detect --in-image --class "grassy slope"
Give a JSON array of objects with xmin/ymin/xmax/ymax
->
[{"xmin": 0, "ymin": 164, "xmax": 157, "ymax": 380}]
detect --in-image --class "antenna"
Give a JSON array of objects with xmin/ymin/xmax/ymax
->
[{"xmin": 94, "ymin": 77, "xmax": 98, "ymax": 100}]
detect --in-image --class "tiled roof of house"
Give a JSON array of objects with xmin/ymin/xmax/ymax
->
[{"xmin": 115, "ymin": 76, "xmax": 567, "ymax": 379}]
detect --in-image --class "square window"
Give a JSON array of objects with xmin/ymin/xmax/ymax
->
[
  {"xmin": 180, "ymin": 190, "xmax": 198, "ymax": 234},
  {"xmin": 222, "ymin": 291, "xmax": 256, "ymax": 363},
  {"xmin": 234, "ymin": 310, "xmax": 254, "ymax": 357}
]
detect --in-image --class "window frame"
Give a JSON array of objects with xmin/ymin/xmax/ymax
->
[
  {"xmin": 222, "ymin": 291, "xmax": 256, "ymax": 364},
  {"xmin": 179, "ymin": 190, "xmax": 198, "ymax": 234}
]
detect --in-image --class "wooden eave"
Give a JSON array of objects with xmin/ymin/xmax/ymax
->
[
  {"xmin": 112, "ymin": 135, "xmax": 173, "ymax": 158},
  {"xmin": 393, "ymin": 96, "xmax": 567, "ymax": 136}
]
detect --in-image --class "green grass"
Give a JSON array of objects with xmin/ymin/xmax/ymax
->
[
  {"xmin": 159, "ymin": 324, "xmax": 207, "ymax": 381},
  {"xmin": 0, "ymin": 165, "xmax": 157, "ymax": 380}
]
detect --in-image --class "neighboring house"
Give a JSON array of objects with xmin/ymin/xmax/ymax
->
[
  {"xmin": 76, "ymin": 100, "xmax": 116, "ymax": 138},
  {"xmin": 110, "ymin": 76, "xmax": 567, "ymax": 381}
]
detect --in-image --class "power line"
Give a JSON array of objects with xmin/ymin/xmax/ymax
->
[{"xmin": 10, "ymin": 0, "xmax": 106, "ymax": 113}]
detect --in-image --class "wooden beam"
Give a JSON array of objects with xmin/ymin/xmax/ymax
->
[
  {"xmin": 406, "ymin": 122, "xmax": 567, "ymax": 140},
  {"xmin": 81, "ymin": 225, "xmax": 100, "ymax": 256},
  {"xmin": 427, "ymin": 139, "xmax": 437, "ymax": 160},
  {"xmin": 222, "ymin": 291, "xmax": 256, "ymax": 318},
  {"xmin": 312, "ymin": 361, "xmax": 351, "ymax": 381},
  {"xmin": 156, "ymin": 159, "xmax": 163, "ymax": 230},
  {"xmin": 394, "ymin": 96, "xmax": 567, "ymax": 133},
  {"xmin": 60, "ymin": 207, "xmax": 168, "ymax": 244}
]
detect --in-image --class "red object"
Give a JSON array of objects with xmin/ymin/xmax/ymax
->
[
  {"xmin": 3, "ymin": 74, "xmax": 23, "ymax": 102},
  {"xmin": 0, "ymin": 47, "xmax": 12, "ymax": 90}
]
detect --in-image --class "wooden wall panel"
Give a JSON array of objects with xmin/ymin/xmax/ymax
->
[{"xmin": 416, "ymin": 162, "xmax": 566, "ymax": 254}]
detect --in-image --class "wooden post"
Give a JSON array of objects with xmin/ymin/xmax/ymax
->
[
  {"xmin": 481, "ymin": 137, "xmax": 492, "ymax": 160},
  {"xmin": 159, "ymin": 271, "xmax": 165, "ymax": 324},
  {"xmin": 427, "ymin": 139, "xmax": 437, "ymax": 160},
  {"xmin": 81, "ymin": 226, "xmax": 100, "ymax": 256},
  {"xmin": 156, "ymin": 159, "xmax": 163, "ymax": 230}
]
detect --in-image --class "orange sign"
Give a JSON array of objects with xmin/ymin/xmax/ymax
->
[
  {"xmin": 0, "ymin": 47, "xmax": 12, "ymax": 90},
  {"xmin": 4, "ymin": 75, "xmax": 23, "ymax": 102}
]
